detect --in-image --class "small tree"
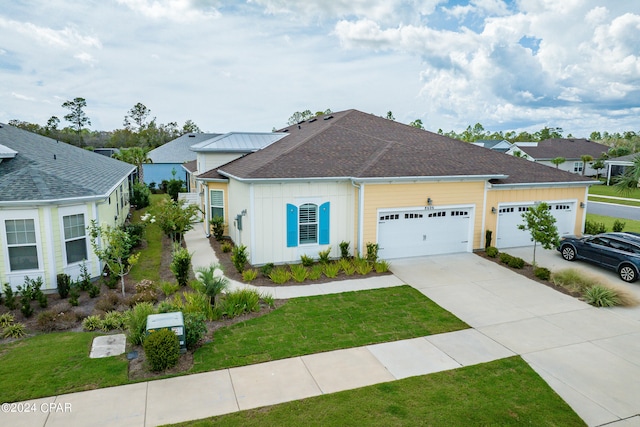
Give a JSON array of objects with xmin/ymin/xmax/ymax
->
[
  {"xmin": 580, "ymin": 154, "xmax": 593, "ymax": 176},
  {"xmin": 517, "ymin": 202, "xmax": 560, "ymax": 266},
  {"xmin": 153, "ymin": 199, "xmax": 201, "ymax": 244},
  {"xmin": 550, "ymin": 157, "xmax": 566, "ymax": 169},
  {"xmin": 88, "ymin": 221, "xmax": 140, "ymax": 296}
]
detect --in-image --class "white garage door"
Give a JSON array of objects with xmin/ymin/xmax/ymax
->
[
  {"xmin": 378, "ymin": 207, "xmax": 472, "ymax": 259},
  {"xmin": 496, "ymin": 202, "xmax": 575, "ymax": 249}
]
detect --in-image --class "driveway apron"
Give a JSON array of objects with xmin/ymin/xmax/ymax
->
[{"xmin": 391, "ymin": 252, "xmax": 640, "ymax": 426}]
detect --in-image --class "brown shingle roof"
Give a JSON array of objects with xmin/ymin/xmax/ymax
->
[
  {"xmin": 514, "ymin": 138, "xmax": 609, "ymax": 160},
  {"xmin": 218, "ymin": 110, "xmax": 593, "ymax": 185}
]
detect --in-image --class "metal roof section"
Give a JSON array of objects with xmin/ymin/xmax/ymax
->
[
  {"xmin": 189, "ymin": 132, "xmax": 288, "ymax": 153},
  {"xmin": 148, "ymin": 132, "xmax": 221, "ymax": 163},
  {"xmin": 0, "ymin": 123, "xmax": 135, "ymax": 204},
  {"xmin": 0, "ymin": 143, "xmax": 18, "ymax": 161}
]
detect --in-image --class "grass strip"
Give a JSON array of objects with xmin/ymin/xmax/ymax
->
[
  {"xmin": 170, "ymin": 356, "xmax": 585, "ymax": 427},
  {"xmin": 192, "ymin": 285, "xmax": 468, "ymax": 372},
  {"xmin": 586, "ymin": 214, "xmax": 640, "ymax": 233},
  {"xmin": 0, "ymin": 332, "xmax": 128, "ymax": 403}
]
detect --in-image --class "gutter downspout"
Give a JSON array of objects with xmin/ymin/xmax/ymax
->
[
  {"xmin": 351, "ymin": 180, "xmax": 364, "ymax": 257},
  {"xmin": 203, "ymin": 184, "xmax": 210, "ymax": 238}
]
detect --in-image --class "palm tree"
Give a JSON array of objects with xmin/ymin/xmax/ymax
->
[
  {"xmin": 614, "ymin": 155, "xmax": 640, "ymax": 194},
  {"xmin": 114, "ymin": 147, "xmax": 152, "ymax": 182},
  {"xmin": 551, "ymin": 157, "xmax": 566, "ymax": 169},
  {"xmin": 579, "ymin": 155, "xmax": 593, "ymax": 176}
]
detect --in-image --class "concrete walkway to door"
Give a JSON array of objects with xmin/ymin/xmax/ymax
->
[{"xmin": 390, "ymin": 251, "xmax": 640, "ymax": 427}]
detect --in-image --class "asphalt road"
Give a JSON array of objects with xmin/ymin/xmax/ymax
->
[{"xmin": 587, "ymin": 201, "xmax": 640, "ymax": 220}]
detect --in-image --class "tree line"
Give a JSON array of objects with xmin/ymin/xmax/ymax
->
[{"xmin": 8, "ymin": 98, "xmax": 201, "ymax": 150}]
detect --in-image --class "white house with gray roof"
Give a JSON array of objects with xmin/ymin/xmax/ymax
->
[
  {"xmin": 143, "ymin": 132, "xmax": 220, "ymax": 187},
  {"xmin": 0, "ymin": 123, "xmax": 136, "ymax": 290}
]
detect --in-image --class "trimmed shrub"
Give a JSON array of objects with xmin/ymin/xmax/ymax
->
[
  {"xmin": 534, "ymin": 266, "xmax": 551, "ymax": 281},
  {"xmin": 300, "ymin": 254, "xmax": 314, "ymax": 267},
  {"xmin": 126, "ymin": 302, "xmax": 157, "ymax": 345},
  {"xmin": 19, "ymin": 295, "xmax": 33, "ymax": 318},
  {"xmin": 144, "ymin": 329, "xmax": 180, "ymax": 372},
  {"xmin": 584, "ymin": 285, "xmax": 620, "ymax": 307},
  {"xmin": 613, "ymin": 220, "xmax": 626, "ymax": 232},
  {"xmin": 339, "ymin": 241, "xmax": 351, "ymax": 259},
  {"xmin": 123, "ymin": 223, "xmax": 146, "ymax": 248},
  {"xmin": 183, "ymin": 312, "xmax": 207, "ymax": 350},
  {"xmin": 584, "ymin": 220, "xmax": 606, "ymax": 235},
  {"xmin": 78, "ymin": 261, "xmax": 92, "ymax": 291},
  {"xmin": 508, "ymin": 256, "xmax": 525, "ymax": 269},
  {"xmin": 485, "ymin": 246, "xmax": 499, "ymax": 258},
  {"xmin": 3, "ymin": 283, "xmax": 16, "ymax": 310},
  {"xmin": 365, "ymin": 242, "xmax": 379, "ymax": 263},
  {"xmin": 499, "ymin": 252, "xmax": 513, "ymax": 264},
  {"xmin": 131, "ymin": 182, "xmax": 151, "ymax": 209},
  {"xmin": 170, "ymin": 247, "xmax": 192, "ymax": 287},
  {"xmin": 88, "ymin": 284, "xmax": 101, "ymax": 298},
  {"xmin": 260, "ymin": 263, "xmax": 274, "ymax": 277},
  {"xmin": 210, "ymin": 216, "xmax": 225, "ymax": 241},
  {"xmin": 231, "ymin": 245, "xmax": 248, "ymax": 273},
  {"xmin": 68, "ymin": 285, "xmax": 80, "ymax": 307},
  {"xmin": 57, "ymin": 274, "xmax": 71, "ymax": 299},
  {"xmin": 485, "ymin": 230, "xmax": 493, "ymax": 248}
]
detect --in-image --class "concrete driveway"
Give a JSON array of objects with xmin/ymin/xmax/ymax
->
[{"xmin": 391, "ymin": 250, "xmax": 640, "ymax": 427}]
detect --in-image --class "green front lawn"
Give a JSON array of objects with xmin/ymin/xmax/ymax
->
[
  {"xmin": 171, "ymin": 357, "xmax": 585, "ymax": 427},
  {"xmin": 589, "ymin": 184, "xmax": 640, "ymax": 199},
  {"xmin": 0, "ymin": 286, "xmax": 467, "ymax": 403},
  {"xmin": 192, "ymin": 285, "xmax": 468, "ymax": 372},
  {"xmin": 586, "ymin": 214, "xmax": 640, "ymax": 233},
  {"xmin": 0, "ymin": 332, "xmax": 128, "ymax": 403}
]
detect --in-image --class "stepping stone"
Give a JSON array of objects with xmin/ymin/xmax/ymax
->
[{"xmin": 90, "ymin": 334, "xmax": 127, "ymax": 358}]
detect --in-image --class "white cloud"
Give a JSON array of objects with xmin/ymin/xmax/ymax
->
[
  {"xmin": 0, "ymin": 16, "xmax": 101, "ymax": 49},
  {"xmin": 116, "ymin": 0, "xmax": 220, "ymax": 22},
  {"xmin": 11, "ymin": 92, "xmax": 36, "ymax": 101}
]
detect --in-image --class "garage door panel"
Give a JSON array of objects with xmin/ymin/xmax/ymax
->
[
  {"xmin": 378, "ymin": 208, "xmax": 471, "ymax": 259},
  {"xmin": 496, "ymin": 202, "xmax": 575, "ymax": 249}
]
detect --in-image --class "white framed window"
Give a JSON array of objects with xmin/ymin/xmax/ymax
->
[
  {"xmin": 574, "ymin": 162, "xmax": 583, "ymax": 173},
  {"xmin": 210, "ymin": 190, "xmax": 224, "ymax": 219},
  {"xmin": 5, "ymin": 219, "xmax": 39, "ymax": 271},
  {"xmin": 63, "ymin": 213, "xmax": 88, "ymax": 264},
  {"xmin": 299, "ymin": 203, "xmax": 318, "ymax": 244}
]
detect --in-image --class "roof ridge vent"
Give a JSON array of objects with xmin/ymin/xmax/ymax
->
[
  {"xmin": 308, "ymin": 118, "xmax": 317, "ymax": 123},
  {"xmin": 188, "ymin": 134, "xmax": 196, "ymax": 137},
  {"xmin": 323, "ymin": 115, "xmax": 334, "ymax": 121}
]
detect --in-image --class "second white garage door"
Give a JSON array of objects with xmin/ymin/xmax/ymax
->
[
  {"xmin": 377, "ymin": 207, "xmax": 472, "ymax": 259},
  {"xmin": 496, "ymin": 202, "xmax": 575, "ymax": 249}
]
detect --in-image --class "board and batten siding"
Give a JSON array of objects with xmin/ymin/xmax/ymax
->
[
  {"xmin": 485, "ymin": 186, "xmax": 588, "ymax": 239},
  {"xmin": 249, "ymin": 181, "xmax": 355, "ymax": 265},
  {"xmin": 362, "ymin": 181, "xmax": 487, "ymax": 251}
]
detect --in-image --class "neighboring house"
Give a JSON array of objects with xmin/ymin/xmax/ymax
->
[
  {"xmin": 505, "ymin": 138, "xmax": 609, "ymax": 176},
  {"xmin": 604, "ymin": 153, "xmax": 640, "ymax": 185},
  {"xmin": 472, "ymin": 139, "xmax": 513, "ymax": 153},
  {"xmin": 143, "ymin": 132, "xmax": 220, "ymax": 187},
  {"xmin": 192, "ymin": 110, "xmax": 596, "ymax": 265},
  {"xmin": 183, "ymin": 132, "xmax": 288, "ymax": 228},
  {"xmin": 93, "ymin": 147, "xmax": 120, "ymax": 158},
  {"xmin": 0, "ymin": 123, "xmax": 136, "ymax": 290}
]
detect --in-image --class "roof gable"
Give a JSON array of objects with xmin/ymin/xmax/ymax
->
[
  {"xmin": 513, "ymin": 138, "xmax": 609, "ymax": 160},
  {"xmin": 0, "ymin": 123, "xmax": 135, "ymax": 203},
  {"xmin": 217, "ymin": 110, "xmax": 592, "ymax": 185},
  {"xmin": 148, "ymin": 133, "xmax": 220, "ymax": 163}
]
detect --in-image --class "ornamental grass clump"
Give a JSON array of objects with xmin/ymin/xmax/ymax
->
[
  {"xmin": 290, "ymin": 264, "xmax": 309, "ymax": 283},
  {"xmin": 323, "ymin": 262, "xmax": 341, "ymax": 278},
  {"xmin": 269, "ymin": 266, "xmax": 291, "ymax": 284},
  {"xmin": 126, "ymin": 302, "xmax": 156, "ymax": 345},
  {"xmin": 583, "ymin": 285, "xmax": 620, "ymax": 307},
  {"xmin": 222, "ymin": 288, "xmax": 260, "ymax": 317}
]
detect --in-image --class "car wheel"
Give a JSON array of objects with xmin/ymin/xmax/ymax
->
[
  {"xmin": 561, "ymin": 245, "xmax": 576, "ymax": 261},
  {"xmin": 619, "ymin": 265, "xmax": 638, "ymax": 283}
]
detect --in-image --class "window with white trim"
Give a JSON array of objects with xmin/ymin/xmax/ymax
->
[
  {"xmin": 210, "ymin": 190, "xmax": 224, "ymax": 219},
  {"xmin": 63, "ymin": 214, "xmax": 88, "ymax": 264},
  {"xmin": 574, "ymin": 162, "xmax": 583, "ymax": 173},
  {"xmin": 5, "ymin": 219, "xmax": 39, "ymax": 271},
  {"xmin": 299, "ymin": 203, "xmax": 318, "ymax": 244}
]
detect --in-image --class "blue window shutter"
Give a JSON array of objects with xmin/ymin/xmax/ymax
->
[
  {"xmin": 319, "ymin": 202, "xmax": 330, "ymax": 245},
  {"xmin": 286, "ymin": 204, "xmax": 298, "ymax": 247}
]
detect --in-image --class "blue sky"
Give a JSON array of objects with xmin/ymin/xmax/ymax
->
[{"xmin": 1, "ymin": 0, "xmax": 639, "ymax": 137}]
